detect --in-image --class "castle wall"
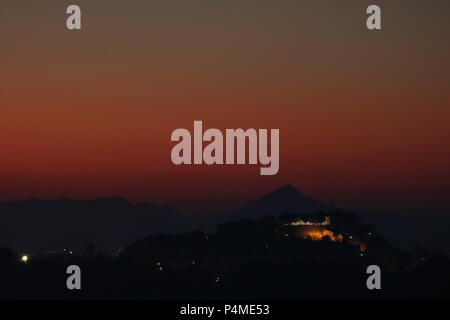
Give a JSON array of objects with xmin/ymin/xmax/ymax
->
[{"xmin": 293, "ymin": 226, "xmax": 342, "ymax": 242}]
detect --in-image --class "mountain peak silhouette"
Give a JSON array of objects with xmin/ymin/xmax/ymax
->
[
  {"xmin": 244, "ymin": 184, "xmax": 330, "ymax": 215},
  {"xmin": 273, "ymin": 184, "xmax": 303, "ymax": 196}
]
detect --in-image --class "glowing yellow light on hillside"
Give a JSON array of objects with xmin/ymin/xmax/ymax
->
[{"xmin": 21, "ymin": 255, "xmax": 29, "ymax": 263}]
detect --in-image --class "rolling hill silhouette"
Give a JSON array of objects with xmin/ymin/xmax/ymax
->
[{"xmin": 0, "ymin": 197, "xmax": 191, "ymax": 253}]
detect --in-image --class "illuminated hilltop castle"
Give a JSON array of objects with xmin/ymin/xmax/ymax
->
[
  {"xmin": 289, "ymin": 216, "xmax": 331, "ymax": 226},
  {"xmin": 282, "ymin": 215, "xmax": 369, "ymax": 251},
  {"xmin": 284, "ymin": 216, "xmax": 343, "ymax": 242}
]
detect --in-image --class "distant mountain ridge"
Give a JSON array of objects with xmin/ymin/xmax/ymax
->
[
  {"xmin": 0, "ymin": 185, "xmax": 331, "ymax": 252},
  {"xmin": 1, "ymin": 185, "xmax": 449, "ymax": 255}
]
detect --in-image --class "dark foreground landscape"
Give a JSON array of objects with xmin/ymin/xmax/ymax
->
[{"xmin": 0, "ymin": 185, "xmax": 449, "ymax": 300}]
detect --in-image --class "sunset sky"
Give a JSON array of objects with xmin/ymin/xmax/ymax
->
[{"xmin": 1, "ymin": 0, "xmax": 449, "ymax": 214}]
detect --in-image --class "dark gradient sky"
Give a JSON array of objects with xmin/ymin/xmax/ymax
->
[{"xmin": 1, "ymin": 1, "xmax": 449, "ymax": 214}]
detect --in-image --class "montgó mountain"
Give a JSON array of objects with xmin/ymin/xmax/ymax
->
[{"xmin": 244, "ymin": 184, "xmax": 331, "ymax": 216}]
